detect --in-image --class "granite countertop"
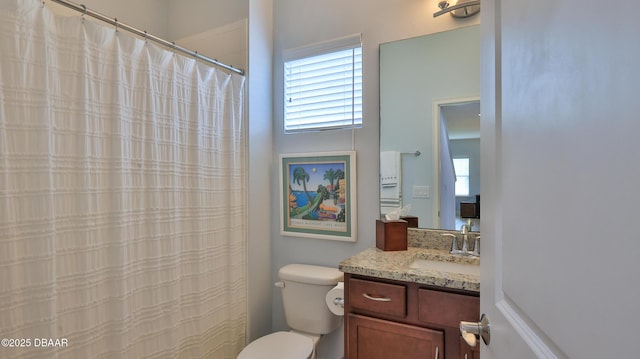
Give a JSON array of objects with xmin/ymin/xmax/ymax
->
[{"xmin": 339, "ymin": 247, "xmax": 480, "ymax": 292}]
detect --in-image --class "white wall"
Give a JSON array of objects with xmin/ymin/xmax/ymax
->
[
  {"xmin": 174, "ymin": 19, "xmax": 247, "ymax": 72},
  {"xmin": 247, "ymin": 0, "xmax": 274, "ymax": 343},
  {"xmin": 47, "ymin": 0, "xmax": 170, "ymax": 38},
  {"xmin": 49, "ymin": 0, "xmax": 249, "ymax": 70},
  {"xmin": 166, "ymin": 0, "xmax": 248, "ymax": 40},
  {"xmin": 272, "ymin": 1, "xmax": 478, "ymax": 357}
]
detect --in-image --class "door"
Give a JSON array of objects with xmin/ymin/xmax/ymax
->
[{"xmin": 481, "ymin": 0, "xmax": 640, "ymax": 358}]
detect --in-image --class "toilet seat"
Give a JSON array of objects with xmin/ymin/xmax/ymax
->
[{"xmin": 237, "ymin": 331, "xmax": 313, "ymax": 359}]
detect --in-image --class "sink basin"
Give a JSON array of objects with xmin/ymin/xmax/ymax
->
[{"xmin": 408, "ymin": 259, "xmax": 480, "ymax": 276}]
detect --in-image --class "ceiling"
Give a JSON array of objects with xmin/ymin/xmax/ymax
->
[{"xmin": 441, "ymin": 101, "xmax": 480, "ymax": 140}]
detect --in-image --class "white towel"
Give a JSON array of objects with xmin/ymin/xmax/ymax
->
[
  {"xmin": 380, "ymin": 151, "xmax": 400, "ymax": 187},
  {"xmin": 380, "ymin": 151, "xmax": 401, "ymax": 215},
  {"xmin": 380, "ymin": 196, "xmax": 402, "ymax": 215}
]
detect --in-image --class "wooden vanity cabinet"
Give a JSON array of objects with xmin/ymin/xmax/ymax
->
[
  {"xmin": 460, "ymin": 340, "xmax": 480, "ymax": 359},
  {"xmin": 344, "ymin": 274, "xmax": 480, "ymax": 359},
  {"xmin": 348, "ymin": 314, "xmax": 444, "ymax": 359}
]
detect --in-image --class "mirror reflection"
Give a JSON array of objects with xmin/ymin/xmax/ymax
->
[{"xmin": 379, "ymin": 25, "xmax": 480, "ymax": 231}]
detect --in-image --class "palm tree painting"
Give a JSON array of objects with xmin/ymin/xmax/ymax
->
[
  {"xmin": 293, "ymin": 167, "xmax": 313, "ymax": 204},
  {"xmin": 287, "ymin": 162, "xmax": 344, "ymax": 221},
  {"xmin": 281, "ymin": 152, "xmax": 355, "ymax": 241}
]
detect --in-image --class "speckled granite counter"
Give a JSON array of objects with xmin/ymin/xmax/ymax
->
[{"xmin": 339, "ymin": 246, "xmax": 480, "ymax": 293}]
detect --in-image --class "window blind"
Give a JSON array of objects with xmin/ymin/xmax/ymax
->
[{"xmin": 284, "ymin": 34, "xmax": 362, "ymax": 133}]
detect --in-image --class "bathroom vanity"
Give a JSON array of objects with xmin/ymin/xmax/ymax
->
[{"xmin": 339, "ymin": 230, "xmax": 480, "ymax": 359}]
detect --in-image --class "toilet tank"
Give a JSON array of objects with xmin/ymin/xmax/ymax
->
[{"xmin": 278, "ymin": 264, "xmax": 344, "ymax": 335}]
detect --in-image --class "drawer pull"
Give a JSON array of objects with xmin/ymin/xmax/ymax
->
[
  {"xmin": 362, "ymin": 293, "xmax": 392, "ymax": 302},
  {"xmin": 435, "ymin": 346, "xmax": 439, "ymax": 359}
]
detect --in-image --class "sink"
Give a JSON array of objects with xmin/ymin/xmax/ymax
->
[{"xmin": 408, "ymin": 259, "xmax": 480, "ymax": 276}]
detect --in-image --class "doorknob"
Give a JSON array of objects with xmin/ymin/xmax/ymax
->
[{"xmin": 460, "ymin": 313, "xmax": 491, "ymax": 347}]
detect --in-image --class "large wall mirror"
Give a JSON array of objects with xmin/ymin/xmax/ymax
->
[{"xmin": 379, "ymin": 25, "xmax": 480, "ymax": 231}]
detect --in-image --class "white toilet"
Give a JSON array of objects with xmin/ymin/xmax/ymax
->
[{"xmin": 237, "ymin": 264, "xmax": 344, "ymax": 359}]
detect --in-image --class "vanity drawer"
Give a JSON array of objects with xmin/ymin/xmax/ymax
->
[
  {"xmin": 418, "ymin": 288, "xmax": 479, "ymax": 327},
  {"xmin": 348, "ymin": 278, "xmax": 406, "ymax": 318}
]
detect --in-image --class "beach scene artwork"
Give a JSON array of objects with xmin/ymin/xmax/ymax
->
[{"xmin": 281, "ymin": 152, "xmax": 355, "ymax": 240}]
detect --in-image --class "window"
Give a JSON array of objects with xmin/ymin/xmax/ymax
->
[
  {"xmin": 284, "ymin": 34, "xmax": 362, "ymax": 133},
  {"xmin": 453, "ymin": 158, "xmax": 470, "ymax": 197}
]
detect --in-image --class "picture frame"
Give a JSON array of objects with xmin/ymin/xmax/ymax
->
[{"xmin": 280, "ymin": 151, "xmax": 357, "ymax": 242}]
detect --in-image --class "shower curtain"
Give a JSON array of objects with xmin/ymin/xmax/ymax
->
[{"xmin": 0, "ymin": 1, "xmax": 247, "ymax": 358}]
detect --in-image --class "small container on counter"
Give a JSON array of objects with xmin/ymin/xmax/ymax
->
[{"xmin": 376, "ymin": 219, "xmax": 408, "ymax": 251}]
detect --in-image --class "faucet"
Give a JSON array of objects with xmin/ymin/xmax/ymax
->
[
  {"xmin": 442, "ymin": 233, "xmax": 460, "ymax": 254},
  {"xmin": 444, "ymin": 219, "xmax": 480, "ymax": 256},
  {"xmin": 459, "ymin": 222, "xmax": 471, "ymax": 253},
  {"xmin": 471, "ymin": 236, "xmax": 480, "ymax": 257}
]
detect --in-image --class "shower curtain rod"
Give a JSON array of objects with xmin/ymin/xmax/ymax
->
[{"xmin": 50, "ymin": 0, "xmax": 245, "ymax": 76}]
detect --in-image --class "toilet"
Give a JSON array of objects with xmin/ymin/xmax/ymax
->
[{"xmin": 237, "ymin": 264, "xmax": 344, "ymax": 359}]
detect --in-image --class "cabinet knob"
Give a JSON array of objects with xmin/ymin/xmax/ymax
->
[{"xmin": 460, "ymin": 313, "xmax": 491, "ymax": 347}]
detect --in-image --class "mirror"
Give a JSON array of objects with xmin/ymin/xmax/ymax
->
[{"xmin": 379, "ymin": 25, "xmax": 480, "ymax": 231}]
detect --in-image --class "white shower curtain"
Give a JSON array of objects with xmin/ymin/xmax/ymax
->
[{"xmin": 0, "ymin": 1, "xmax": 247, "ymax": 358}]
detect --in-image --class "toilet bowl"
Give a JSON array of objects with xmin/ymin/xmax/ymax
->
[
  {"xmin": 236, "ymin": 331, "xmax": 314, "ymax": 359},
  {"xmin": 237, "ymin": 264, "xmax": 344, "ymax": 359}
]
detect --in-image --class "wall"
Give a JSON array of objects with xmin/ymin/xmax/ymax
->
[
  {"xmin": 168, "ymin": 0, "xmax": 249, "ymax": 73},
  {"xmin": 47, "ymin": 0, "xmax": 170, "ymax": 38},
  {"xmin": 247, "ymin": 0, "xmax": 274, "ymax": 343},
  {"xmin": 166, "ymin": 0, "xmax": 248, "ymax": 40},
  {"xmin": 439, "ymin": 117, "xmax": 457, "ymax": 230},
  {"xmin": 272, "ymin": 1, "xmax": 479, "ymax": 357},
  {"xmin": 49, "ymin": 0, "xmax": 248, "ymax": 70}
]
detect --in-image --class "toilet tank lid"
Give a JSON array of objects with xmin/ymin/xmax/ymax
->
[{"xmin": 279, "ymin": 264, "xmax": 343, "ymax": 285}]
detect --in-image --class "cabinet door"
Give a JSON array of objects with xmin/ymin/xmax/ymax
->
[
  {"xmin": 348, "ymin": 314, "xmax": 443, "ymax": 359},
  {"xmin": 460, "ymin": 338, "xmax": 480, "ymax": 359},
  {"xmin": 418, "ymin": 288, "xmax": 479, "ymax": 327}
]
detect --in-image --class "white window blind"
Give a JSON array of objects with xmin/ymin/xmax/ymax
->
[{"xmin": 284, "ymin": 34, "xmax": 362, "ymax": 133}]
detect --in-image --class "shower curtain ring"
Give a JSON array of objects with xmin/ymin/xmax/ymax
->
[
  {"xmin": 114, "ymin": 18, "xmax": 118, "ymax": 32},
  {"xmin": 144, "ymin": 31, "xmax": 148, "ymax": 42},
  {"xmin": 81, "ymin": 4, "xmax": 87, "ymax": 20}
]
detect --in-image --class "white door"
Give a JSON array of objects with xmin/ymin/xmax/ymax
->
[{"xmin": 480, "ymin": 0, "xmax": 640, "ymax": 358}]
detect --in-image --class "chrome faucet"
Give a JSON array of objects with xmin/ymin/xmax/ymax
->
[
  {"xmin": 444, "ymin": 221, "xmax": 480, "ymax": 257},
  {"xmin": 471, "ymin": 236, "xmax": 480, "ymax": 257},
  {"xmin": 442, "ymin": 233, "xmax": 460, "ymax": 254},
  {"xmin": 460, "ymin": 223, "xmax": 471, "ymax": 253}
]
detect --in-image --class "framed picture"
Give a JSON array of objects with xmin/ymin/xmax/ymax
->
[{"xmin": 280, "ymin": 151, "xmax": 357, "ymax": 242}]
